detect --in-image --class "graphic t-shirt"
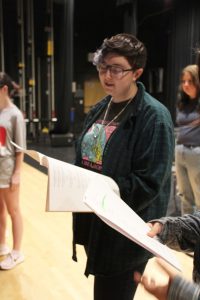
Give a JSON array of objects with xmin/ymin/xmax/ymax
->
[
  {"xmin": 0, "ymin": 127, "xmax": 6, "ymax": 156},
  {"xmin": 0, "ymin": 104, "xmax": 26, "ymax": 157},
  {"xmin": 81, "ymin": 99, "xmax": 131, "ymax": 173}
]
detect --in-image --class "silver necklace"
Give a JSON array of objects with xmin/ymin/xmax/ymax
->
[{"xmin": 93, "ymin": 97, "xmax": 133, "ymax": 139}]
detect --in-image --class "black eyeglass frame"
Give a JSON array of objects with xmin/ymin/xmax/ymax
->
[{"xmin": 96, "ymin": 63, "xmax": 134, "ymax": 77}]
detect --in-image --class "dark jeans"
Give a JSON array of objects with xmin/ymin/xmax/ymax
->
[{"xmin": 93, "ymin": 262, "xmax": 147, "ymax": 300}]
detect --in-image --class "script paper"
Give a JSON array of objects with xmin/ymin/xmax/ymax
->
[
  {"xmin": 12, "ymin": 142, "xmax": 181, "ymax": 271},
  {"xmin": 46, "ymin": 157, "xmax": 119, "ymax": 211},
  {"xmin": 84, "ymin": 178, "xmax": 182, "ymax": 271},
  {"xmin": 11, "ymin": 141, "xmax": 119, "ymax": 212}
]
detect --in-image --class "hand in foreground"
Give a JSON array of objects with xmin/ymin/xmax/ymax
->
[
  {"xmin": 134, "ymin": 258, "xmax": 180, "ymax": 300},
  {"xmin": 147, "ymin": 222, "xmax": 163, "ymax": 238}
]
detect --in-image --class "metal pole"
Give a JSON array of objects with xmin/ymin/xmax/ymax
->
[
  {"xmin": 27, "ymin": 0, "xmax": 37, "ymax": 137},
  {"xmin": 46, "ymin": 0, "xmax": 56, "ymax": 131},
  {"xmin": 0, "ymin": 0, "xmax": 5, "ymax": 71},
  {"xmin": 46, "ymin": 0, "xmax": 51, "ymax": 130},
  {"xmin": 50, "ymin": 0, "xmax": 56, "ymax": 122},
  {"xmin": 37, "ymin": 57, "xmax": 42, "ymax": 130},
  {"xmin": 17, "ymin": 0, "xmax": 26, "ymax": 115},
  {"xmin": 30, "ymin": 0, "xmax": 36, "ymax": 121},
  {"xmin": 27, "ymin": 0, "xmax": 36, "ymax": 120}
]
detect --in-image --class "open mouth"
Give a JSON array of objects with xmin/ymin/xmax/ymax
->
[{"xmin": 104, "ymin": 82, "xmax": 114, "ymax": 88}]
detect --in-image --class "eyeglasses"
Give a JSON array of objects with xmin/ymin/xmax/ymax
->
[{"xmin": 96, "ymin": 64, "xmax": 134, "ymax": 79}]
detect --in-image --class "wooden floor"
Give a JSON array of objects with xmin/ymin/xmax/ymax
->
[{"xmin": 0, "ymin": 162, "xmax": 193, "ymax": 300}]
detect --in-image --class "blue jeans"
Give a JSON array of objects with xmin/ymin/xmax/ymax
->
[{"xmin": 175, "ymin": 144, "xmax": 200, "ymax": 214}]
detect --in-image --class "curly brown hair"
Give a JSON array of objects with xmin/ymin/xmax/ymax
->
[{"xmin": 93, "ymin": 33, "xmax": 147, "ymax": 71}]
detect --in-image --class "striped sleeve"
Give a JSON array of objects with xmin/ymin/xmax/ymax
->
[{"xmin": 168, "ymin": 276, "xmax": 200, "ymax": 300}]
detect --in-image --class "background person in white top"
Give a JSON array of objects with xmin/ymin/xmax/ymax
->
[{"xmin": 0, "ymin": 72, "xmax": 26, "ymax": 270}]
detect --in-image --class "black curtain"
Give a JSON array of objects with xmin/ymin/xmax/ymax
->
[
  {"xmin": 116, "ymin": 0, "xmax": 137, "ymax": 35},
  {"xmin": 3, "ymin": 1, "xmax": 18, "ymax": 81},
  {"xmin": 54, "ymin": 0, "xmax": 74, "ymax": 133}
]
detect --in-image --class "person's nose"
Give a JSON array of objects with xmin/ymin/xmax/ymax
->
[
  {"xmin": 104, "ymin": 68, "xmax": 112, "ymax": 79},
  {"xmin": 182, "ymin": 80, "xmax": 191, "ymax": 87}
]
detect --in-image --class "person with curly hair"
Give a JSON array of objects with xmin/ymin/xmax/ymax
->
[
  {"xmin": 175, "ymin": 59, "xmax": 200, "ymax": 214},
  {"xmin": 72, "ymin": 33, "xmax": 174, "ymax": 300}
]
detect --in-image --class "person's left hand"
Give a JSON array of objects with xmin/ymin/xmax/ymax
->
[
  {"xmin": 134, "ymin": 258, "xmax": 180, "ymax": 300},
  {"xmin": 147, "ymin": 222, "xmax": 163, "ymax": 238},
  {"xmin": 10, "ymin": 171, "xmax": 20, "ymax": 191},
  {"xmin": 134, "ymin": 271, "xmax": 169, "ymax": 300}
]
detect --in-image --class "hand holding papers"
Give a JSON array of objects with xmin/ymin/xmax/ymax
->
[{"xmin": 84, "ymin": 177, "xmax": 182, "ymax": 272}]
